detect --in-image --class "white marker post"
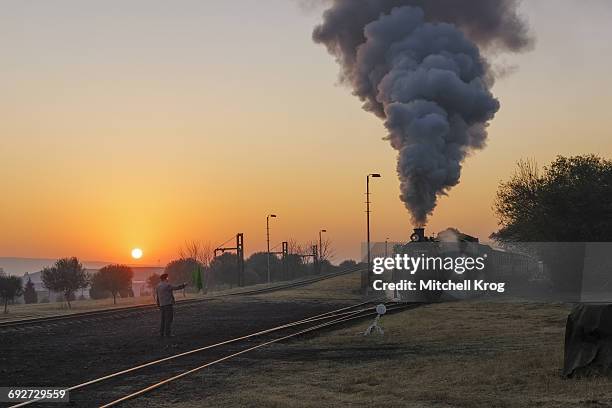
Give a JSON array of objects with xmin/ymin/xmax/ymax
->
[{"xmin": 364, "ymin": 304, "xmax": 386, "ymax": 336}]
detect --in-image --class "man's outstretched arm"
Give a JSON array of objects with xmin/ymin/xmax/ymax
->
[{"xmin": 171, "ymin": 283, "xmax": 187, "ymax": 291}]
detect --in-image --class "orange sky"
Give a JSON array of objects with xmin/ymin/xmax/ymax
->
[{"xmin": 1, "ymin": 1, "xmax": 611, "ymax": 264}]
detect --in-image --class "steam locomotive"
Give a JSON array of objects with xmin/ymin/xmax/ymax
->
[{"xmin": 388, "ymin": 227, "xmax": 537, "ymax": 301}]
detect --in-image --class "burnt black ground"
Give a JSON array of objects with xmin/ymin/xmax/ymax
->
[{"xmin": 0, "ymin": 297, "xmax": 352, "ymax": 407}]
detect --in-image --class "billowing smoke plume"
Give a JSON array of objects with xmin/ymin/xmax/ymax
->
[{"xmin": 313, "ymin": 0, "xmax": 532, "ymax": 225}]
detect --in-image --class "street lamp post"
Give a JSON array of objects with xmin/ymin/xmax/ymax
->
[
  {"xmin": 267, "ymin": 214, "xmax": 277, "ymax": 284},
  {"xmin": 365, "ymin": 173, "xmax": 381, "ymax": 292},
  {"xmin": 385, "ymin": 237, "xmax": 389, "ymax": 258}
]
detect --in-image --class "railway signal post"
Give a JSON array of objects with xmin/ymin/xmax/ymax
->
[
  {"xmin": 214, "ymin": 233, "xmax": 245, "ymax": 287},
  {"xmin": 269, "ymin": 241, "xmax": 289, "ymax": 281}
]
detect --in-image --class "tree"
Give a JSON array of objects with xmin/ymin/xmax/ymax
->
[
  {"xmin": 23, "ymin": 277, "xmax": 38, "ymax": 304},
  {"xmin": 147, "ymin": 273, "xmax": 161, "ymax": 291},
  {"xmin": 287, "ymin": 239, "xmax": 319, "ymax": 277},
  {"xmin": 0, "ymin": 274, "xmax": 23, "ymax": 313},
  {"xmin": 492, "ymin": 155, "xmax": 612, "ymax": 291},
  {"xmin": 164, "ymin": 258, "xmax": 203, "ymax": 294},
  {"xmin": 319, "ymin": 238, "xmax": 336, "ymax": 262},
  {"xmin": 246, "ymin": 252, "xmax": 282, "ymax": 283},
  {"xmin": 285, "ymin": 254, "xmax": 305, "ymax": 280},
  {"xmin": 179, "ymin": 240, "xmax": 214, "ymax": 268},
  {"xmin": 339, "ymin": 260, "xmax": 358, "ymax": 270},
  {"xmin": 41, "ymin": 257, "xmax": 89, "ymax": 309},
  {"xmin": 287, "ymin": 239, "xmax": 309, "ymax": 257},
  {"xmin": 492, "ymin": 155, "xmax": 612, "ymax": 242},
  {"xmin": 209, "ymin": 253, "xmax": 239, "ymax": 287},
  {"xmin": 90, "ymin": 265, "xmax": 133, "ymax": 305},
  {"xmin": 89, "ymin": 282, "xmax": 111, "ymax": 300},
  {"xmin": 492, "ymin": 155, "xmax": 612, "ymax": 376},
  {"xmin": 179, "ymin": 241, "xmax": 213, "ymax": 292},
  {"xmin": 318, "ymin": 259, "xmax": 335, "ymax": 274},
  {"xmin": 165, "ymin": 258, "xmax": 197, "ymax": 284}
]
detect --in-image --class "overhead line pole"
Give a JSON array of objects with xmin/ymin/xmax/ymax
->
[
  {"xmin": 364, "ymin": 173, "xmax": 381, "ymax": 293},
  {"xmin": 266, "ymin": 214, "xmax": 277, "ymax": 284}
]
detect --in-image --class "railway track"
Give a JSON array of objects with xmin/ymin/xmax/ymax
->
[
  {"xmin": 0, "ymin": 266, "xmax": 365, "ymax": 332},
  {"xmin": 8, "ymin": 300, "xmax": 418, "ymax": 407}
]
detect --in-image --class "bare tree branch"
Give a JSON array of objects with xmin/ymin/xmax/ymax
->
[{"xmin": 179, "ymin": 240, "xmax": 214, "ymax": 267}]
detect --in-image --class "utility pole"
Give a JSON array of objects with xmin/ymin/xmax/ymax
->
[
  {"xmin": 236, "ymin": 233, "xmax": 244, "ymax": 287},
  {"xmin": 266, "ymin": 214, "xmax": 277, "ymax": 284},
  {"xmin": 385, "ymin": 237, "xmax": 389, "ymax": 258},
  {"xmin": 282, "ymin": 241, "xmax": 288, "ymax": 280},
  {"xmin": 364, "ymin": 173, "xmax": 381, "ymax": 292},
  {"xmin": 213, "ymin": 233, "xmax": 245, "ymax": 287},
  {"xmin": 319, "ymin": 229, "xmax": 327, "ymax": 271}
]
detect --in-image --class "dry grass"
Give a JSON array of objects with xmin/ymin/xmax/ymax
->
[
  {"xmin": 250, "ymin": 271, "xmax": 363, "ymax": 302},
  {"xmin": 0, "ymin": 294, "xmax": 165, "ymax": 321},
  {"xmin": 144, "ymin": 300, "xmax": 612, "ymax": 408}
]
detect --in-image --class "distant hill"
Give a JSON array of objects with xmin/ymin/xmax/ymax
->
[
  {"xmin": 0, "ymin": 257, "xmax": 110, "ymax": 276},
  {"xmin": 0, "ymin": 257, "xmax": 161, "ymax": 278}
]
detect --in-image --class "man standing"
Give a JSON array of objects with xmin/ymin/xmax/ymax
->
[{"xmin": 155, "ymin": 273, "xmax": 187, "ymax": 337}]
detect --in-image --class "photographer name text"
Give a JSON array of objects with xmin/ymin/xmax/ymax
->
[{"xmin": 372, "ymin": 279, "xmax": 505, "ymax": 293}]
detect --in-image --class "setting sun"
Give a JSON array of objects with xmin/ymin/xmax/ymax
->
[{"xmin": 131, "ymin": 248, "xmax": 143, "ymax": 260}]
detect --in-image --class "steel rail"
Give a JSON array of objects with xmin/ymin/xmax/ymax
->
[
  {"xmin": 8, "ymin": 299, "xmax": 391, "ymax": 408},
  {"xmin": 100, "ymin": 303, "xmax": 417, "ymax": 407}
]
